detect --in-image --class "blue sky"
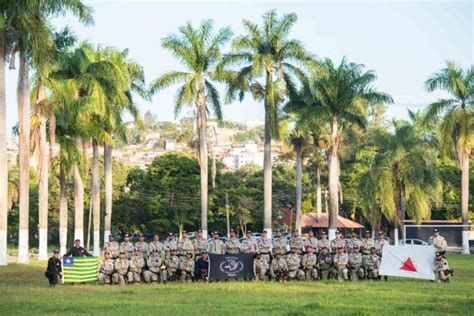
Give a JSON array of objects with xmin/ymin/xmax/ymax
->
[{"xmin": 4, "ymin": 0, "xmax": 473, "ymax": 134}]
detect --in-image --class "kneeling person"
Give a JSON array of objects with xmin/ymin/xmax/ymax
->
[
  {"xmin": 301, "ymin": 246, "xmax": 318, "ymax": 281},
  {"xmin": 434, "ymin": 252, "xmax": 452, "ymax": 283},
  {"xmin": 144, "ymin": 249, "xmax": 162, "ymax": 284},
  {"xmin": 270, "ymin": 252, "xmax": 288, "ymax": 281},
  {"xmin": 162, "ymin": 249, "xmax": 180, "ymax": 282},
  {"xmin": 179, "ymin": 252, "xmax": 195, "ymax": 282},
  {"xmin": 113, "ymin": 251, "xmax": 130, "ymax": 285},
  {"xmin": 333, "ymin": 246, "xmax": 349, "ymax": 281},
  {"xmin": 348, "ymin": 245, "xmax": 364, "ymax": 280},
  {"xmin": 128, "ymin": 249, "xmax": 145, "ymax": 283},
  {"xmin": 99, "ymin": 251, "xmax": 115, "ymax": 285},
  {"xmin": 286, "ymin": 246, "xmax": 305, "ymax": 280},
  {"xmin": 362, "ymin": 247, "xmax": 380, "ymax": 280},
  {"xmin": 254, "ymin": 252, "xmax": 269, "ymax": 281},
  {"xmin": 45, "ymin": 250, "xmax": 62, "ymax": 287},
  {"xmin": 318, "ymin": 247, "xmax": 334, "ymax": 280}
]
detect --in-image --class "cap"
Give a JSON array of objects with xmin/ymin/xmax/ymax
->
[
  {"xmin": 201, "ymin": 250, "xmax": 208, "ymax": 254},
  {"xmin": 321, "ymin": 246, "xmax": 328, "ymax": 250},
  {"xmin": 337, "ymin": 246, "xmax": 343, "ymax": 249},
  {"xmin": 152, "ymin": 249, "xmax": 159, "ymax": 252},
  {"xmin": 134, "ymin": 248, "xmax": 141, "ymax": 252},
  {"xmin": 124, "ymin": 234, "xmax": 130, "ymax": 238},
  {"xmin": 74, "ymin": 238, "xmax": 80, "ymax": 242},
  {"xmin": 213, "ymin": 231, "xmax": 220, "ymax": 235},
  {"xmin": 436, "ymin": 252, "xmax": 442, "ymax": 256},
  {"xmin": 293, "ymin": 229, "xmax": 299, "ymax": 233},
  {"xmin": 370, "ymin": 246, "xmax": 376, "ymax": 249},
  {"xmin": 433, "ymin": 228, "xmax": 440, "ymax": 233},
  {"xmin": 256, "ymin": 251, "xmax": 261, "ymax": 255},
  {"xmin": 365, "ymin": 230, "xmax": 371, "ymax": 234},
  {"xmin": 351, "ymin": 232, "xmax": 358, "ymax": 237},
  {"xmin": 378, "ymin": 230, "xmax": 385, "ymax": 235},
  {"xmin": 139, "ymin": 233, "xmax": 144, "ymax": 237},
  {"xmin": 170, "ymin": 248, "xmax": 177, "ymax": 252},
  {"xmin": 353, "ymin": 245, "xmax": 359, "ymax": 249},
  {"xmin": 168, "ymin": 232, "xmax": 173, "ymax": 236},
  {"xmin": 109, "ymin": 234, "xmax": 115, "ymax": 238},
  {"xmin": 262, "ymin": 230, "xmax": 267, "ymax": 234},
  {"xmin": 230, "ymin": 229, "xmax": 235, "ymax": 233},
  {"xmin": 321, "ymin": 231, "xmax": 327, "ymax": 235},
  {"xmin": 53, "ymin": 250, "xmax": 60, "ymax": 254},
  {"xmin": 290, "ymin": 245, "xmax": 296, "ymax": 249},
  {"xmin": 182, "ymin": 230, "xmax": 187, "ymax": 234},
  {"xmin": 198, "ymin": 230, "xmax": 203, "ymax": 233},
  {"xmin": 186, "ymin": 251, "xmax": 192, "ymax": 256},
  {"xmin": 246, "ymin": 231, "xmax": 252, "ymax": 234},
  {"xmin": 335, "ymin": 230, "xmax": 341, "ymax": 234},
  {"xmin": 306, "ymin": 245, "xmax": 313, "ymax": 249},
  {"xmin": 275, "ymin": 229, "xmax": 281, "ymax": 233},
  {"xmin": 119, "ymin": 251, "xmax": 126, "ymax": 254}
]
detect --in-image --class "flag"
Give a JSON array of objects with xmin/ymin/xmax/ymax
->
[
  {"xmin": 209, "ymin": 253, "xmax": 255, "ymax": 280},
  {"xmin": 62, "ymin": 256, "xmax": 99, "ymax": 283},
  {"xmin": 379, "ymin": 245, "xmax": 436, "ymax": 280}
]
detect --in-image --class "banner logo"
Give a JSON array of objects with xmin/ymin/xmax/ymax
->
[{"xmin": 219, "ymin": 257, "xmax": 244, "ymax": 275}]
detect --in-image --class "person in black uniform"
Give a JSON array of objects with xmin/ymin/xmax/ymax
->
[
  {"xmin": 195, "ymin": 250, "xmax": 209, "ymax": 282},
  {"xmin": 64, "ymin": 239, "xmax": 93, "ymax": 257},
  {"xmin": 45, "ymin": 250, "xmax": 62, "ymax": 287}
]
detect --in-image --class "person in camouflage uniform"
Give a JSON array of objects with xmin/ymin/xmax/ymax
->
[
  {"xmin": 193, "ymin": 230, "xmax": 208, "ymax": 259},
  {"xmin": 272, "ymin": 229, "xmax": 287, "ymax": 255},
  {"xmin": 163, "ymin": 233, "xmax": 178, "ymax": 258},
  {"xmin": 333, "ymin": 246, "xmax": 349, "ymax": 281},
  {"xmin": 434, "ymin": 251, "xmax": 452, "ymax": 283},
  {"xmin": 161, "ymin": 249, "xmax": 180, "ymax": 282},
  {"xmin": 270, "ymin": 252, "xmax": 288, "ymax": 282},
  {"xmin": 128, "ymin": 249, "xmax": 145, "ymax": 283},
  {"xmin": 120, "ymin": 234, "xmax": 134, "ymax": 259},
  {"xmin": 225, "ymin": 229, "xmax": 241, "ymax": 254},
  {"xmin": 317, "ymin": 231, "xmax": 331, "ymax": 253},
  {"xmin": 208, "ymin": 231, "xmax": 226, "ymax": 254},
  {"xmin": 348, "ymin": 245, "xmax": 364, "ymax": 281},
  {"xmin": 112, "ymin": 251, "xmax": 130, "ymax": 285},
  {"xmin": 178, "ymin": 231, "xmax": 194, "ymax": 257},
  {"xmin": 253, "ymin": 252, "xmax": 269, "ymax": 281},
  {"xmin": 144, "ymin": 249, "xmax": 162, "ymax": 284},
  {"xmin": 301, "ymin": 245, "xmax": 318, "ymax": 280},
  {"xmin": 304, "ymin": 230, "xmax": 319, "ymax": 254},
  {"xmin": 428, "ymin": 229, "xmax": 448, "ymax": 255},
  {"xmin": 346, "ymin": 232, "xmax": 361, "ymax": 253},
  {"xmin": 179, "ymin": 252, "xmax": 195, "ymax": 282},
  {"xmin": 135, "ymin": 233, "xmax": 149, "ymax": 259},
  {"xmin": 375, "ymin": 230, "xmax": 388, "ymax": 257},
  {"xmin": 257, "ymin": 230, "xmax": 272, "ymax": 262},
  {"xmin": 98, "ymin": 251, "xmax": 115, "ymax": 284},
  {"xmin": 362, "ymin": 246, "xmax": 380, "ymax": 280},
  {"xmin": 240, "ymin": 231, "xmax": 258, "ymax": 253},
  {"xmin": 149, "ymin": 234, "xmax": 164, "ymax": 257},
  {"xmin": 318, "ymin": 247, "xmax": 334, "ymax": 280},
  {"xmin": 104, "ymin": 235, "xmax": 120, "ymax": 259},
  {"xmin": 286, "ymin": 246, "xmax": 305, "ymax": 280},
  {"xmin": 361, "ymin": 230, "xmax": 375, "ymax": 255},
  {"xmin": 290, "ymin": 230, "xmax": 305, "ymax": 255},
  {"xmin": 330, "ymin": 230, "xmax": 345, "ymax": 254}
]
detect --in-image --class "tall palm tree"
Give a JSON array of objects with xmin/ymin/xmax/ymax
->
[
  {"xmin": 309, "ymin": 58, "xmax": 392, "ymax": 239},
  {"xmin": 221, "ymin": 10, "xmax": 308, "ymax": 235},
  {"xmin": 424, "ymin": 62, "xmax": 473, "ymax": 254},
  {"xmin": 149, "ymin": 20, "xmax": 232, "ymax": 238}
]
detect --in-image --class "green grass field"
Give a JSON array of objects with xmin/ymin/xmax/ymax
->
[{"xmin": 1, "ymin": 255, "xmax": 473, "ymax": 315}]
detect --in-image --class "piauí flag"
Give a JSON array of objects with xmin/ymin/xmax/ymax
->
[
  {"xmin": 62, "ymin": 256, "xmax": 99, "ymax": 283},
  {"xmin": 379, "ymin": 245, "xmax": 435, "ymax": 280}
]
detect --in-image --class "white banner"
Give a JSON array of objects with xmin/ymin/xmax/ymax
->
[{"xmin": 379, "ymin": 245, "xmax": 436, "ymax": 280}]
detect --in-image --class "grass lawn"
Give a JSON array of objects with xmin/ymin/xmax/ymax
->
[{"xmin": 1, "ymin": 254, "xmax": 473, "ymax": 315}]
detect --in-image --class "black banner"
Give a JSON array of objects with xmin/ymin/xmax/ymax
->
[{"xmin": 208, "ymin": 253, "xmax": 255, "ymax": 280}]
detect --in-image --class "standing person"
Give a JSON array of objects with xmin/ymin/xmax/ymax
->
[
  {"xmin": 348, "ymin": 245, "xmax": 364, "ymax": 281},
  {"xmin": 135, "ymin": 234, "xmax": 149, "ymax": 259},
  {"xmin": 208, "ymin": 232, "xmax": 225, "ymax": 254},
  {"xmin": 257, "ymin": 230, "xmax": 272, "ymax": 262},
  {"xmin": 64, "ymin": 239, "xmax": 93, "ymax": 257},
  {"xmin": 290, "ymin": 230, "xmax": 305, "ymax": 255},
  {"xmin": 330, "ymin": 230, "xmax": 345, "ymax": 254},
  {"xmin": 346, "ymin": 232, "xmax": 361, "ymax": 253},
  {"xmin": 301, "ymin": 246, "xmax": 318, "ymax": 281},
  {"xmin": 128, "ymin": 249, "xmax": 145, "ymax": 284},
  {"xmin": 375, "ymin": 230, "xmax": 389, "ymax": 279},
  {"xmin": 428, "ymin": 229, "xmax": 448, "ymax": 255},
  {"xmin": 434, "ymin": 252, "xmax": 452, "ymax": 283},
  {"xmin": 120, "ymin": 234, "xmax": 134, "ymax": 259},
  {"xmin": 144, "ymin": 249, "xmax": 163, "ymax": 284},
  {"xmin": 253, "ymin": 252, "xmax": 269, "ymax": 281},
  {"xmin": 104, "ymin": 235, "xmax": 120, "ymax": 259},
  {"xmin": 318, "ymin": 247, "xmax": 334, "ymax": 280},
  {"xmin": 45, "ymin": 250, "xmax": 62, "ymax": 287},
  {"xmin": 193, "ymin": 230, "xmax": 208, "ymax": 259},
  {"xmin": 163, "ymin": 233, "xmax": 178, "ymax": 258},
  {"xmin": 361, "ymin": 230, "xmax": 375, "ymax": 256},
  {"xmin": 272, "ymin": 229, "xmax": 287, "ymax": 255},
  {"xmin": 178, "ymin": 231, "xmax": 194, "ymax": 257},
  {"xmin": 333, "ymin": 246, "xmax": 349, "ymax": 281},
  {"xmin": 149, "ymin": 234, "xmax": 164, "ymax": 257},
  {"xmin": 195, "ymin": 250, "xmax": 209, "ymax": 282},
  {"xmin": 179, "ymin": 252, "xmax": 195, "ymax": 282},
  {"xmin": 240, "ymin": 231, "xmax": 258, "ymax": 253},
  {"xmin": 286, "ymin": 246, "xmax": 305, "ymax": 280},
  {"xmin": 98, "ymin": 251, "xmax": 115, "ymax": 285},
  {"xmin": 362, "ymin": 247, "xmax": 380, "ymax": 280},
  {"xmin": 113, "ymin": 251, "xmax": 130, "ymax": 285},
  {"xmin": 318, "ymin": 231, "xmax": 331, "ymax": 252},
  {"xmin": 304, "ymin": 230, "xmax": 319, "ymax": 254},
  {"xmin": 225, "ymin": 229, "xmax": 241, "ymax": 254}
]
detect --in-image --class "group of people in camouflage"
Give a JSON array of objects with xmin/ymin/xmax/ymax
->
[{"xmin": 97, "ymin": 228, "xmax": 394, "ymax": 284}]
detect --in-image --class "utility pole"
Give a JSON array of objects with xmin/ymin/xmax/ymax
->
[{"xmin": 225, "ymin": 192, "xmax": 230, "ymax": 238}]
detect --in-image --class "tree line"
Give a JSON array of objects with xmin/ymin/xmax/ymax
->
[{"xmin": 0, "ymin": 5, "xmax": 472, "ymax": 266}]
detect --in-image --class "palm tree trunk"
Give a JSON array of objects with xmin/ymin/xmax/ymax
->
[
  {"xmin": 198, "ymin": 96, "xmax": 208, "ymax": 238},
  {"xmin": 460, "ymin": 148, "xmax": 470, "ymax": 254},
  {"xmin": 73, "ymin": 137, "xmax": 84, "ymax": 243},
  {"xmin": 59, "ymin": 163, "xmax": 68, "ymax": 255},
  {"xmin": 0, "ymin": 37, "xmax": 8, "ymax": 266},
  {"xmin": 91, "ymin": 139, "xmax": 100, "ymax": 256},
  {"xmin": 315, "ymin": 163, "xmax": 322, "ymax": 222},
  {"xmin": 263, "ymin": 68, "xmax": 273, "ymax": 236},
  {"xmin": 328, "ymin": 115, "xmax": 339, "ymax": 240},
  {"xmin": 295, "ymin": 144, "xmax": 302, "ymax": 231},
  {"xmin": 17, "ymin": 50, "xmax": 30, "ymax": 264},
  {"xmin": 103, "ymin": 143, "xmax": 112, "ymax": 245},
  {"xmin": 37, "ymin": 80, "xmax": 49, "ymax": 261}
]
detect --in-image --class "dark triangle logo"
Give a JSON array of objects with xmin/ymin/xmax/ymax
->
[{"xmin": 400, "ymin": 257, "xmax": 417, "ymax": 272}]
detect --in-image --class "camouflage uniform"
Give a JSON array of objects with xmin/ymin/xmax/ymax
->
[
  {"xmin": 270, "ymin": 256, "xmax": 288, "ymax": 281},
  {"xmin": 317, "ymin": 239, "xmax": 331, "ymax": 253},
  {"xmin": 333, "ymin": 251, "xmax": 349, "ymax": 280},
  {"xmin": 301, "ymin": 252, "xmax": 318, "ymax": 280},
  {"xmin": 304, "ymin": 237, "xmax": 319, "ymax": 254},
  {"xmin": 286, "ymin": 253, "xmax": 305, "ymax": 280},
  {"xmin": 149, "ymin": 240, "xmax": 164, "ymax": 257},
  {"xmin": 348, "ymin": 251, "xmax": 364, "ymax": 280},
  {"xmin": 144, "ymin": 254, "xmax": 162, "ymax": 283},
  {"xmin": 135, "ymin": 241, "xmax": 149, "ymax": 258},
  {"xmin": 98, "ymin": 258, "xmax": 115, "ymax": 284},
  {"xmin": 290, "ymin": 236, "xmax": 305, "ymax": 255},
  {"xmin": 208, "ymin": 238, "xmax": 226, "ymax": 254},
  {"xmin": 318, "ymin": 252, "xmax": 334, "ymax": 280},
  {"xmin": 257, "ymin": 237, "xmax": 272, "ymax": 263},
  {"xmin": 128, "ymin": 254, "xmax": 145, "ymax": 283},
  {"xmin": 179, "ymin": 256, "xmax": 195, "ymax": 282},
  {"xmin": 120, "ymin": 240, "xmax": 135, "ymax": 259},
  {"xmin": 163, "ymin": 239, "xmax": 178, "ymax": 258},
  {"xmin": 346, "ymin": 238, "xmax": 362, "ymax": 253},
  {"xmin": 225, "ymin": 236, "xmax": 241, "ymax": 254},
  {"xmin": 434, "ymin": 256, "xmax": 451, "ymax": 282},
  {"xmin": 330, "ymin": 238, "xmax": 345, "ymax": 254},
  {"xmin": 374, "ymin": 238, "xmax": 388, "ymax": 257},
  {"xmin": 272, "ymin": 236, "xmax": 288, "ymax": 255},
  {"xmin": 104, "ymin": 240, "xmax": 120, "ymax": 258},
  {"xmin": 240, "ymin": 237, "xmax": 258, "ymax": 253},
  {"xmin": 112, "ymin": 258, "xmax": 129, "ymax": 285},
  {"xmin": 361, "ymin": 238, "xmax": 375, "ymax": 255},
  {"xmin": 178, "ymin": 238, "xmax": 194, "ymax": 257},
  {"xmin": 428, "ymin": 235, "xmax": 447, "ymax": 253},
  {"xmin": 193, "ymin": 237, "xmax": 208, "ymax": 257},
  {"xmin": 253, "ymin": 256, "xmax": 270, "ymax": 281},
  {"xmin": 161, "ymin": 254, "xmax": 180, "ymax": 282},
  {"xmin": 362, "ymin": 252, "xmax": 380, "ymax": 279}
]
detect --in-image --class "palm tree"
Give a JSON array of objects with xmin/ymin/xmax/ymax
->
[
  {"xmin": 309, "ymin": 58, "xmax": 392, "ymax": 239},
  {"xmin": 221, "ymin": 10, "xmax": 308, "ymax": 235},
  {"xmin": 149, "ymin": 20, "xmax": 232, "ymax": 238},
  {"xmin": 424, "ymin": 62, "xmax": 473, "ymax": 254}
]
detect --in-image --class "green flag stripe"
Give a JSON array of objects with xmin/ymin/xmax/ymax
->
[
  {"xmin": 64, "ymin": 271, "xmax": 98, "ymax": 276},
  {"xmin": 64, "ymin": 268, "xmax": 97, "ymax": 273},
  {"xmin": 64, "ymin": 273, "xmax": 98, "ymax": 278},
  {"xmin": 64, "ymin": 264, "xmax": 98, "ymax": 268}
]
